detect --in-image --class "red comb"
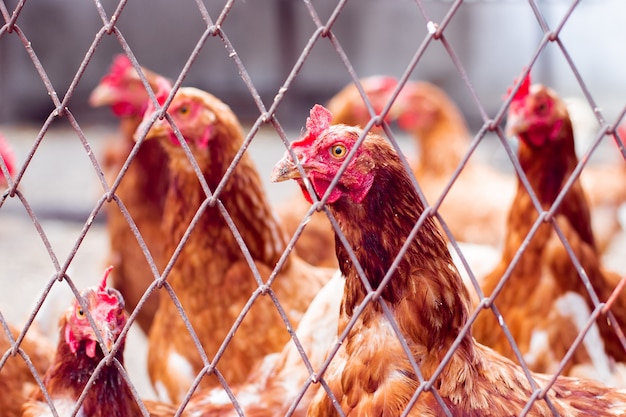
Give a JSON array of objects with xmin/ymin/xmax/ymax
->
[
  {"xmin": 102, "ymin": 54, "xmax": 133, "ymax": 84},
  {"xmin": 142, "ymin": 76, "xmax": 172, "ymax": 117},
  {"xmin": 96, "ymin": 266, "xmax": 121, "ymax": 309},
  {"xmin": 292, "ymin": 104, "xmax": 333, "ymax": 148},
  {"xmin": 505, "ymin": 70, "xmax": 531, "ymax": 102},
  {"xmin": 306, "ymin": 104, "xmax": 333, "ymax": 135},
  {"xmin": 155, "ymin": 78, "xmax": 170, "ymax": 106},
  {"xmin": 366, "ymin": 75, "xmax": 398, "ymax": 92},
  {"xmin": 98, "ymin": 266, "xmax": 114, "ymax": 293}
]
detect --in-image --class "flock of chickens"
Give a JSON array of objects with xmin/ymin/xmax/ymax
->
[{"xmin": 1, "ymin": 54, "xmax": 626, "ymax": 416}]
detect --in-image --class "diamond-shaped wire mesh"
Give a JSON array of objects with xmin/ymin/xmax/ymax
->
[{"xmin": 1, "ymin": 0, "xmax": 626, "ymax": 416}]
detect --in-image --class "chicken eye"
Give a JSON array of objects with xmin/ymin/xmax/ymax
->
[
  {"xmin": 330, "ymin": 144, "xmax": 347, "ymax": 159},
  {"xmin": 76, "ymin": 305, "xmax": 86, "ymax": 319},
  {"xmin": 179, "ymin": 104, "xmax": 191, "ymax": 116},
  {"xmin": 536, "ymin": 101, "xmax": 549, "ymax": 115}
]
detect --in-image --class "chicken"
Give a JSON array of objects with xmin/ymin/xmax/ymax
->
[
  {"xmin": 89, "ymin": 54, "xmax": 172, "ymax": 334},
  {"xmin": 22, "ymin": 267, "xmax": 175, "ymax": 417},
  {"xmin": 134, "ymin": 87, "xmax": 334, "ymax": 404},
  {"xmin": 0, "ymin": 131, "xmax": 16, "ymax": 188},
  {"xmin": 472, "ymin": 74, "xmax": 626, "ymax": 383},
  {"xmin": 277, "ymin": 76, "xmax": 400, "ymax": 269},
  {"xmin": 270, "ymin": 104, "xmax": 626, "ymax": 416},
  {"xmin": 181, "ymin": 270, "xmax": 344, "ymax": 417},
  {"xmin": 395, "ymin": 80, "xmax": 516, "ymax": 247},
  {"xmin": 396, "ymin": 80, "xmax": 623, "ymax": 251},
  {"xmin": 0, "ymin": 324, "xmax": 54, "ymax": 417}
]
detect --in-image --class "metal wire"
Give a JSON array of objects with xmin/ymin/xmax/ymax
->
[{"xmin": 1, "ymin": 1, "xmax": 625, "ymax": 416}]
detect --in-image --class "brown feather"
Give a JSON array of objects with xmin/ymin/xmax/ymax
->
[
  {"xmin": 0, "ymin": 324, "xmax": 53, "ymax": 417},
  {"xmin": 272, "ymin": 110, "xmax": 626, "ymax": 416}
]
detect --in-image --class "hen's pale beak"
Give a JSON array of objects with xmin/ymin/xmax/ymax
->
[
  {"xmin": 88, "ymin": 84, "xmax": 115, "ymax": 107},
  {"xmin": 133, "ymin": 116, "xmax": 168, "ymax": 142},
  {"xmin": 505, "ymin": 113, "xmax": 528, "ymax": 138},
  {"xmin": 100, "ymin": 325, "xmax": 118, "ymax": 353},
  {"xmin": 271, "ymin": 152, "xmax": 301, "ymax": 183}
]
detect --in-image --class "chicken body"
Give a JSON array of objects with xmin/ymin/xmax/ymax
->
[
  {"xmin": 271, "ymin": 104, "xmax": 626, "ymax": 416},
  {"xmin": 89, "ymin": 55, "xmax": 172, "ymax": 334},
  {"xmin": 472, "ymin": 79, "xmax": 626, "ymax": 382},
  {"xmin": 135, "ymin": 87, "xmax": 334, "ymax": 404},
  {"xmin": 22, "ymin": 268, "xmax": 174, "ymax": 417},
  {"xmin": 396, "ymin": 81, "xmax": 516, "ymax": 247}
]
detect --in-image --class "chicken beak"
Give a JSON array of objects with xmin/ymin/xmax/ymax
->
[
  {"xmin": 271, "ymin": 152, "xmax": 302, "ymax": 183},
  {"xmin": 88, "ymin": 84, "xmax": 115, "ymax": 107},
  {"xmin": 504, "ymin": 112, "xmax": 528, "ymax": 138},
  {"xmin": 99, "ymin": 322, "xmax": 120, "ymax": 353},
  {"xmin": 133, "ymin": 115, "xmax": 168, "ymax": 142}
]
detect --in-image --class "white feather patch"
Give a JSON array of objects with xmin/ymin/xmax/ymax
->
[
  {"xmin": 31, "ymin": 397, "xmax": 85, "ymax": 417},
  {"xmin": 555, "ymin": 291, "xmax": 613, "ymax": 380},
  {"xmin": 154, "ymin": 350, "xmax": 196, "ymax": 403}
]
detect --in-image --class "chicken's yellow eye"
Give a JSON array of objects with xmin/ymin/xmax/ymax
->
[
  {"xmin": 330, "ymin": 144, "xmax": 347, "ymax": 159},
  {"xmin": 179, "ymin": 104, "xmax": 191, "ymax": 116},
  {"xmin": 76, "ymin": 305, "xmax": 86, "ymax": 319}
]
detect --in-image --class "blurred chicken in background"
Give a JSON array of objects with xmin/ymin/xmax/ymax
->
[{"xmin": 89, "ymin": 55, "xmax": 173, "ymax": 334}]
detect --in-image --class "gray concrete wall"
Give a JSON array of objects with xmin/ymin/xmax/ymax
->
[{"xmin": 1, "ymin": 1, "xmax": 625, "ymax": 129}]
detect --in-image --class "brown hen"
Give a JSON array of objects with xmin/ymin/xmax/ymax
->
[
  {"xmin": 22, "ymin": 267, "xmax": 175, "ymax": 417},
  {"xmin": 271, "ymin": 104, "xmax": 626, "ymax": 416},
  {"xmin": 89, "ymin": 55, "xmax": 172, "ymax": 334},
  {"xmin": 472, "ymin": 74, "xmax": 626, "ymax": 384},
  {"xmin": 134, "ymin": 87, "xmax": 334, "ymax": 404}
]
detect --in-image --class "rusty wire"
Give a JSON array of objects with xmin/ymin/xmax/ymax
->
[{"xmin": 1, "ymin": 0, "xmax": 626, "ymax": 416}]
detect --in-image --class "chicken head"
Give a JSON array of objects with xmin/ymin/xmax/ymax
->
[
  {"xmin": 506, "ymin": 73, "xmax": 571, "ymax": 148},
  {"xmin": 63, "ymin": 266, "xmax": 127, "ymax": 359},
  {"xmin": 272, "ymin": 104, "xmax": 376, "ymax": 205},
  {"xmin": 89, "ymin": 54, "xmax": 171, "ymax": 118}
]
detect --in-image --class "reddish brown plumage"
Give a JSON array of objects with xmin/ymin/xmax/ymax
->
[
  {"xmin": 0, "ymin": 324, "xmax": 53, "ymax": 417},
  {"xmin": 90, "ymin": 55, "xmax": 172, "ymax": 334},
  {"xmin": 473, "ymin": 80, "xmax": 626, "ymax": 381},
  {"xmin": 135, "ymin": 87, "xmax": 334, "ymax": 404},
  {"xmin": 270, "ymin": 104, "xmax": 626, "ymax": 416},
  {"xmin": 180, "ymin": 271, "xmax": 343, "ymax": 417},
  {"xmin": 21, "ymin": 268, "xmax": 175, "ymax": 417}
]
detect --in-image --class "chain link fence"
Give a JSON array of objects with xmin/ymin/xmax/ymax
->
[{"xmin": 1, "ymin": 0, "xmax": 626, "ymax": 416}]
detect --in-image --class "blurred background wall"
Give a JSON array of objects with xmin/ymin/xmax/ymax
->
[{"xmin": 1, "ymin": 0, "xmax": 625, "ymax": 130}]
